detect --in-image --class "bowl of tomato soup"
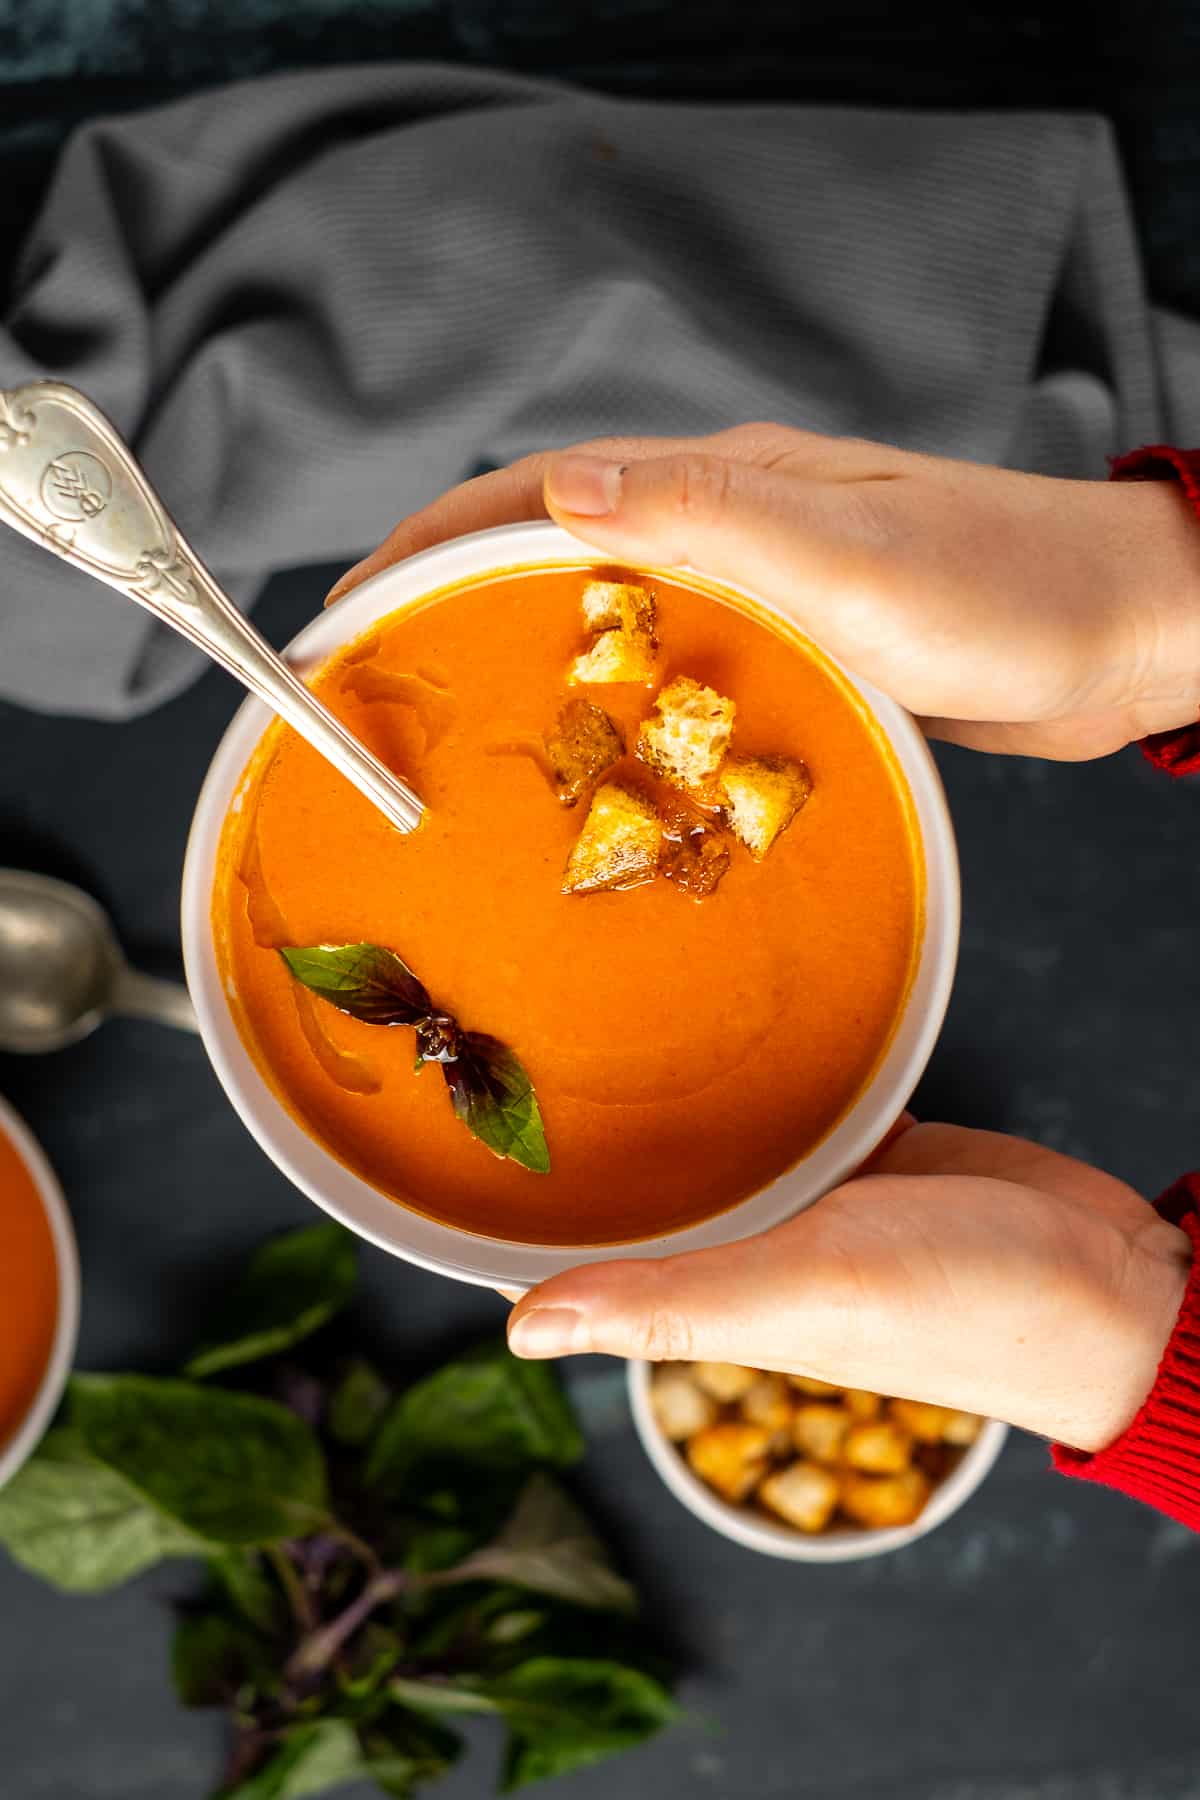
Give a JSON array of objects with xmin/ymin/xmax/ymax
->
[
  {"xmin": 0, "ymin": 1095, "xmax": 78, "ymax": 1489},
  {"xmin": 183, "ymin": 522, "xmax": 958, "ymax": 1289}
]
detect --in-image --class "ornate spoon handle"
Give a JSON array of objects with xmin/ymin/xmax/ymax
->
[{"xmin": 0, "ymin": 382, "xmax": 424, "ymax": 835}]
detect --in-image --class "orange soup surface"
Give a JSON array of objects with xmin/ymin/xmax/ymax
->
[
  {"xmin": 215, "ymin": 566, "xmax": 922, "ymax": 1245},
  {"xmin": 0, "ymin": 1121, "xmax": 58, "ymax": 1448}
]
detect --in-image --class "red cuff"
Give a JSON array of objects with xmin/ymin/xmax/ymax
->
[
  {"xmin": 1052, "ymin": 1181, "xmax": 1200, "ymax": 1529},
  {"xmin": 1111, "ymin": 446, "xmax": 1200, "ymax": 775}
]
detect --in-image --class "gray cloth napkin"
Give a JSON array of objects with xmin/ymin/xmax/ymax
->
[{"xmin": 1, "ymin": 64, "xmax": 1197, "ymax": 719}]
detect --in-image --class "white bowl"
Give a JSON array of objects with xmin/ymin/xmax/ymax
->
[
  {"xmin": 182, "ymin": 521, "xmax": 959, "ymax": 1290},
  {"xmin": 627, "ymin": 1360, "xmax": 1009, "ymax": 1561},
  {"xmin": 0, "ymin": 1095, "xmax": 80, "ymax": 1490}
]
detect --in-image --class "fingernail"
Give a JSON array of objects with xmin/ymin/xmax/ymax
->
[
  {"xmin": 546, "ymin": 455, "xmax": 624, "ymax": 517},
  {"xmin": 508, "ymin": 1305, "xmax": 591, "ymax": 1359},
  {"xmin": 324, "ymin": 557, "xmax": 373, "ymax": 608}
]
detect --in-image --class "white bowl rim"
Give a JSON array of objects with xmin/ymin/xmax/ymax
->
[
  {"xmin": 182, "ymin": 519, "xmax": 960, "ymax": 1289},
  {"xmin": 0, "ymin": 1093, "xmax": 80, "ymax": 1490},
  {"xmin": 626, "ymin": 1358, "xmax": 1010, "ymax": 1561}
]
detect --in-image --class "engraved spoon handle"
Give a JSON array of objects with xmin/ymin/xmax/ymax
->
[{"xmin": 0, "ymin": 382, "xmax": 424, "ymax": 834}]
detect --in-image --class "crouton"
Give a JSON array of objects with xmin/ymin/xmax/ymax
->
[
  {"xmin": 843, "ymin": 1421, "xmax": 914, "ymax": 1475},
  {"xmin": 759, "ymin": 1460, "xmax": 840, "ymax": 1533},
  {"xmin": 658, "ymin": 797, "xmax": 731, "ymax": 898},
  {"xmin": 542, "ymin": 698, "xmax": 624, "ymax": 806},
  {"xmin": 942, "ymin": 1410, "xmax": 983, "ymax": 1446},
  {"xmin": 840, "ymin": 1467, "xmax": 931, "ymax": 1530},
  {"xmin": 793, "ymin": 1402, "xmax": 852, "ymax": 1466},
  {"xmin": 562, "ymin": 782, "xmax": 661, "ymax": 894},
  {"xmin": 637, "ymin": 676, "xmax": 736, "ymax": 791},
  {"xmin": 888, "ymin": 1399, "xmax": 956, "ymax": 1444},
  {"xmin": 649, "ymin": 1369, "xmax": 718, "ymax": 1442},
  {"xmin": 692, "ymin": 1361, "xmax": 759, "ymax": 1404},
  {"xmin": 570, "ymin": 629, "xmax": 658, "ymax": 687},
  {"xmin": 686, "ymin": 1422, "xmax": 772, "ymax": 1504},
  {"xmin": 718, "ymin": 754, "xmax": 812, "ymax": 860},
  {"xmin": 843, "ymin": 1389, "xmax": 883, "ymax": 1420},
  {"xmin": 787, "ymin": 1376, "xmax": 840, "ymax": 1398},
  {"xmin": 581, "ymin": 580, "xmax": 656, "ymax": 641},
  {"xmin": 739, "ymin": 1374, "xmax": 793, "ymax": 1438}
]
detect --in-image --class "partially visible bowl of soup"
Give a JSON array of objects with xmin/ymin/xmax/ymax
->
[
  {"xmin": 0, "ymin": 1095, "xmax": 79, "ymax": 1489},
  {"xmin": 182, "ymin": 522, "xmax": 958, "ymax": 1289}
]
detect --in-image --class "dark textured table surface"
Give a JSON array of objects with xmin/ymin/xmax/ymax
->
[{"xmin": 1, "ymin": 563, "xmax": 1200, "ymax": 1800}]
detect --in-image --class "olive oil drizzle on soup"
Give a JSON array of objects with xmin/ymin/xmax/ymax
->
[{"xmin": 214, "ymin": 566, "xmax": 922, "ymax": 1246}]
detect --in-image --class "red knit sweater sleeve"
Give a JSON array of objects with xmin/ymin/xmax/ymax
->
[
  {"xmin": 1052, "ymin": 1185, "xmax": 1200, "ymax": 1527},
  {"xmin": 1111, "ymin": 445, "xmax": 1200, "ymax": 774},
  {"xmin": 1048, "ymin": 449, "xmax": 1200, "ymax": 1523}
]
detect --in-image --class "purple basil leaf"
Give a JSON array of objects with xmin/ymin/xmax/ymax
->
[
  {"xmin": 437, "ymin": 1033, "xmax": 550, "ymax": 1175},
  {"xmin": 279, "ymin": 945, "xmax": 432, "ymax": 1025}
]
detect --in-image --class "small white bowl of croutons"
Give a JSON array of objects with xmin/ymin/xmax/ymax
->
[{"xmin": 628, "ymin": 1360, "xmax": 1008, "ymax": 1561}]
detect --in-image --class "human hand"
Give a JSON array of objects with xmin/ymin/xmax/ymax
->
[
  {"xmin": 327, "ymin": 424, "xmax": 1200, "ymax": 759},
  {"xmin": 503, "ymin": 1121, "xmax": 1190, "ymax": 1453}
]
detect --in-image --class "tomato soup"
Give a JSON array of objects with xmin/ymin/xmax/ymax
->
[
  {"xmin": 0, "ymin": 1120, "xmax": 58, "ymax": 1448},
  {"xmin": 214, "ymin": 566, "xmax": 922, "ymax": 1245}
]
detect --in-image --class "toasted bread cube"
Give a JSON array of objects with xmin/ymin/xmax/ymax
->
[
  {"xmin": 915, "ymin": 1443, "xmax": 951, "ymax": 1484},
  {"xmin": 759, "ymin": 1460, "xmax": 840, "ymax": 1533},
  {"xmin": 563, "ymin": 781, "xmax": 661, "ymax": 894},
  {"xmin": 843, "ymin": 1389, "xmax": 882, "ymax": 1420},
  {"xmin": 692, "ymin": 1361, "xmax": 760, "ymax": 1404},
  {"xmin": 686, "ymin": 1422, "xmax": 772, "ymax": 1504},
  {"xmin": 843, "ymin": 1421, "xmax": 913, "ymax": 1474},
  {"xmin": 787, "ymin": 1376, "xmax": 840, "ymax": 1398},
  {"xmin": 570, "ymin": 628, "xmax": 657, "ymax": 687},
  {"xmin": 542, "ymin": 699, "xmax": 624, "ymax": 806},
  {"xmin": 888, "ymin": 1399, "xmax": 956, "ymax": 1444},
  {"xmin": 740, "ymin": 1374, "xmax": 793, "ymax": 1437},
  {"xmin": 718, "ymin": 754, "xmax": 812, "ymax": 860},
  {"xmin": 840, "ymin": 1467, "xmax": 931, "ymax": 1530},
  {"xmin": 793, "ymin": 1402, "xmax": 852, "ymax": 1466},
  {"xmin": 942, "ymin": 1410, "xmax": 983, "ymax": 1446},
  {"xmin": 649, "ymin": 1369, "xmax": 718, "ymax": 1442},
  {"xmin": 637, "ymin": 677, "xmax": 736, "ymax": 791},
  {"xmin": 658, "ymin": 801, "xmax": 731, "ymax": 898},
  {"xmin": 581, "ymin": 580, "xmax": 656, "ymax": 641}
]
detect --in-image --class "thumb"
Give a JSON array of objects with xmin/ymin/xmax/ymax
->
[
  {"xmin": 506, "ymin": 1216, "xmax": 829, "ymax": 1368},
  {"xmin": 542, "ymin": 449, "xmax": 883, "ymax": 628}
]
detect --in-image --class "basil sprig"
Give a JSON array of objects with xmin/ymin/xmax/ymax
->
[
  {"xmin": 279, "ymin": 944, "xmax": 549, "ymax": 1175},
  {"xmin": 0, "ymin": 1224, "xmax": 677, "ymax": 1798}
]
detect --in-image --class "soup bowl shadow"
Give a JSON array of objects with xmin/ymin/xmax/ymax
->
[
  {"xmin": 0, "ymin": 1095, "xmax": 80, "ymax": 1490},
  {"xmin": 181, "ymin": 521, "xmax": 960, "ymax": 1291}
]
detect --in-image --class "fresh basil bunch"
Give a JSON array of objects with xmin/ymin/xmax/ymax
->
[{"xmin": 0, "ymin": 1222, "xmax": 677, "ymax": 1797}]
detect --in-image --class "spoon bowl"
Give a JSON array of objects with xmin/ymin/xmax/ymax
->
[{"xmin": 0, "ymin": 869, "xmax": 196, "ymax": 1053}]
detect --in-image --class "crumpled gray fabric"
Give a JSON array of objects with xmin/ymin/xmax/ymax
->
[{"xmin": 0, "ymin": 64, "xmax": 1196, "ymax": 719}]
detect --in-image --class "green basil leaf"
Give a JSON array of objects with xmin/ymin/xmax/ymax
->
[
  {"xmin": 184, "ymin": 1222, "xmax": 357, "ymax": 1380},
  {"xmin": 172, "ymin": 1610, "xmax": 275, "ymax": 1708},
  {"xmin": 0, "ymin": 1426, "xmax": 204, "ymax": 1592},
  {"xmin": 388, "ymin": 1677, "xmax": 501, "ymax": 1718},
  {"xmin": 366, "ymin": 1344, "xmax": 583, "ymax": 1489},
  {"xmin": 221, "ymin": 1719, "xmax": 365, "ymax": 1800},
  {"xmin": 206, "ymin": 1549, "xmax": 283, "ymax": 1635},
  {"xmin": 440, "ymin": 1473, "xmax": 636, "ymax": 1615},
  {"xmin": 280, "ymin": 944, "xmax": 431, "ymax": 1025},
  {"xmin": 359, "ymin": 1713, "xmax": 462, "ymax": 1797},
  {"xmin": 327, "ymin": 1358, "xmax": 391, "ymax": 1449},
  {"xmin": 388, "ymin": 1659, "xmax": 679, "ymax": 1791},
  {"xmin": 438, "ymin": 1032, "xmax": 550, "ymax": 1175},
  {"xmin": 493, "ymin": 1659, "xmax": 680, "ymax": 1790},
  {"xmin": 69, "ymin": 1375, "xmax": 331, "ymax": 1547}
]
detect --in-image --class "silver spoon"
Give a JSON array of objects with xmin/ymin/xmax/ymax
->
[
  {"xmin": 0, "ymin": 381, "xmax": 424, "ymax": 835},
  {"xmin": 0, "ymin": 869, "xmax": 197, "ymax": 1052}
]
